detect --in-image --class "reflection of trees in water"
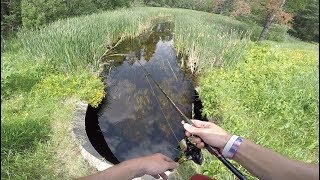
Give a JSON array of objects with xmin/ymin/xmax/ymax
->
[
  {"xmin": 101, "ymin": 22, "xmax": 192, "ymax": 155},
  {"xmin": 118, "ymin": 116, "xmax": 149, "ymax": 143},
  {"xmin": 149, "ymin": 76, "xmax": 193, "ymax": 133},
  {"xmin": 159, "ymin": 76, "xmax": 193, "ymax": 107},
  {"xmin": 109, "ymin": 79, "xmax": 136, "ymax": 101},
  {"xmin": 109, "ymin": 27, "xmax": 173, "ymax": 63},
  {"xmin": 134, "ymin": 88, "xmax": 152, "ymax": 115},
  {"xmin": 126, "ymin": 51, "xmax": 139, "ymax": 65},
  {"xmin": 142, "ymin": 34, "xmax": 158, "ymax": 61},
  {"xmin": 110, "ymin": 87, "xmax": 154, "ymax": 143}
]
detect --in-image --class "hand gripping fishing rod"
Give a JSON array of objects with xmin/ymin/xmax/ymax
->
[{"xmin": 137, "ymin": 60, "xmax": 247, "ymax": 180}]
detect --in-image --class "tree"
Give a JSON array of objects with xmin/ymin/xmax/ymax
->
[
  {"xmin": 258, "ymin": 0, "xmax": 291, "ymax": 41},
  {"xmin": 288, "ymin": 0, "xmax": 319, "ymax": 42},
  {"xmin": 230, "ymin": 0, "xmax": 251, "ymax": 17},
  {"xmin": 214, "ymin": 0, "xmax": 235, "ymax": 14},
  {"xmin": 1, "ymin": 0, "xmax": 22, "ymax": 34}
]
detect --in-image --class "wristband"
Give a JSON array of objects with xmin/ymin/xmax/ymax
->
[{"xmin": 222, "ymin": 135, "xmax": 243, "ymax": 159}]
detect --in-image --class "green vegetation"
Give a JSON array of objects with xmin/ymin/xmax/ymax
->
[
  {"xmin": 2, "ymin": 0, "xmax": 318, "ymax": 42},
  {"xmin": 21, "ymin": 0, "xmax": 131, "ymax": 29},
  {"xmin": 1, "ymin": 0, "xmax": 131, "ymax": 33},
  {"xmin": 197, "ymin": 42, "xmax": 319, "ymax": 179},
  {"xmin": 1, "ymin": 6, "xmax": 318, "ymax": 180},
  {"xmin": 289, "ymin": 0, "xmax": 319, "ymax": 42}
]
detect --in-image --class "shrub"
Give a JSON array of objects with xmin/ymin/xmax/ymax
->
[{"xmin": 32, "ymin": 73, "xmax": 105, "ymax": 107}]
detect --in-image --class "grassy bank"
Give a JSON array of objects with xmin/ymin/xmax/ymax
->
[
  {"xmin": 1, "ymin": 7, "xmax": 318, "ymax": 179},
  {"xmin": 197, "ymin": 42, "xmax": 319, "ymax": 179}
]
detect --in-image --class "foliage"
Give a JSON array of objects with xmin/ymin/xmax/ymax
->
[
  {"xmin": 1, "ymin": 0, "xmax": 22, "ymax": 34},
  {"xmin": 32, "ymin": 73, "xmax": 105, "ymax": 108},
  {"xmin": 285, "ymin": 0, "xmax": 310, "ymax": 14},
  {"xmin": 21, "ymin": 0, "xmax": 131, "ymax": 29},
  {"xmin": 1, "ymin": 52, "xmax": 53, "ymax": 100},
  {"xmin": 198, "ymin": 43, "xmax": 319, "ymax": 178},
  {"xmin": 288, "ymin": 0, "xmax": 319, "ymax": 42},
  {"xmin": 266, "ymin": 0, "xmax": 292, "ymax": 25},
  {"xmin": 1, "ymin": 0, "xmax": 131, "ymax": 33}
]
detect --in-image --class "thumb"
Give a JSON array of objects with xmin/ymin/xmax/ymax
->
[{"xmin": 183, "ymin": 123, "xmax": 202, "ymax": 135}]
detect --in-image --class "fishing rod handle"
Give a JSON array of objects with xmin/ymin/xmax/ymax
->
[
  {"xmin": 185, "ymin": 118, "xmax": 247, "ymax": 179},
  {"xmin": 206, "ymin": 144, "xmax": 247, "ymax": 180}
]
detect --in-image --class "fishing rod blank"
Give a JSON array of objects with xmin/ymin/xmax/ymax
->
[{"xmin": 136, "ymin": 60, "xmax": 247, "ymax": 180}]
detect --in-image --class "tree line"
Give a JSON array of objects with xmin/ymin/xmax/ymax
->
[{"xmin": 1, "ymin": 0, "xmax": 318, "ymax": 42}]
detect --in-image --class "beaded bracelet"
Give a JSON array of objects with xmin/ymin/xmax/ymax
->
[{"xmin": 222, "ymin": 135, "xmax": 243, "ymax": 159}]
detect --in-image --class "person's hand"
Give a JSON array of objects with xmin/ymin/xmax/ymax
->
[
  {"xmin": 182, "ymin": 119, "xmax": 232, "ymax": 150},
  {"xmin": 130, "ymin": 153, "xmax": 178, "ymax": 180}
]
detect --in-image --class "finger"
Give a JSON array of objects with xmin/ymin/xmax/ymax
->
[
  {"xmin": 190, "ymin": 137, "xmax": 202, "ymax": 144},
  {"xmin": 152, "ymin": 174, "xmax": 160, "ymax": 179},
  {"xmin": 159, "ymin": 172, "xmax": 168, "ymax": 180},
  {"xmin": 185, "ymin": 131, "xmax": 191, "ymax": 137},
  {"xmin": 196, "ymin": 142, "xmax": 205, "ymax": 149},
  {"xmin": 191, "ymin": 119, "xmax": 212, "ymax": 128},
  {"xmin": 181, "ymin": 120, "xmax": 185, "ymax": 124},
  {"xmin": 183, "ymin": 123, "xmax": 202, "ymax": 135}
]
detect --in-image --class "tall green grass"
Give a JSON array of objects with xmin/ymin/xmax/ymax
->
[
  {"xmin": 173, "ymin": 11, "xmax": 250, "ymax": 73},
  {"xmin": 14, "ymin": 9, "xmax": 155, "ymax": 72},
  {"xmin": 8, "ymin": 7, "xmax": 253, "ymax": 73}
]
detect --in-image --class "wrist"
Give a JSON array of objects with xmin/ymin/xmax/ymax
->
[
  {"xmin": 219, "ymin": 134, "xmax": 232, "ymax": 151},
  {"xmin": 122, "ymin": 158, "xmax": 145, "ymax": 178},
  {"xmin": 221, "ymin": 135, "xmax": 244, "ymax": 159}
]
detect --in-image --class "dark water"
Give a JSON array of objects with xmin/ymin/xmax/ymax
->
[{"xmin": 95, "ymin": 22, "xmax": 196, "ymax": 162}]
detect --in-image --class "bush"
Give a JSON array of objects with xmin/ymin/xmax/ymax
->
[{"xmin": 32, "ymin": 73, "xmax": 105, "ymax": 107}]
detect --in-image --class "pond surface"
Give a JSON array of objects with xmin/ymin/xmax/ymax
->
[{"xmin": 94, "ymin": 22, "xmax": 196, "ymax": 162}]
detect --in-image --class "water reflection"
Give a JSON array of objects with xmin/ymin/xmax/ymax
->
[{"xmin": 98, "ymin": 22, "xmax": 195, "ymax": 162}]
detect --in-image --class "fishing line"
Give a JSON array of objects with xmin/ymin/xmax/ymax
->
[
  {"xmin": 136, "ymin": 59, "xmax": 247, "ymax": 180},
  {"xmin": 126, "ymin": 61, "xmax": 182, "ymax": 154},
  {"xmin": 144, "ymin": 71, "xmax": 180, "ymax": 144},
  {"xmin": 165, "ymin": 58, "xmax": 178, "ymax": 81},
  {"xmin": 122, "ymin": 59, "xmax": 180, "ymax": 144}
]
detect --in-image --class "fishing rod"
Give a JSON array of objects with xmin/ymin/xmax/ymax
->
[{"xmin": 136, "ymin": 60, "xmax": 247, "ymax": 180}]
